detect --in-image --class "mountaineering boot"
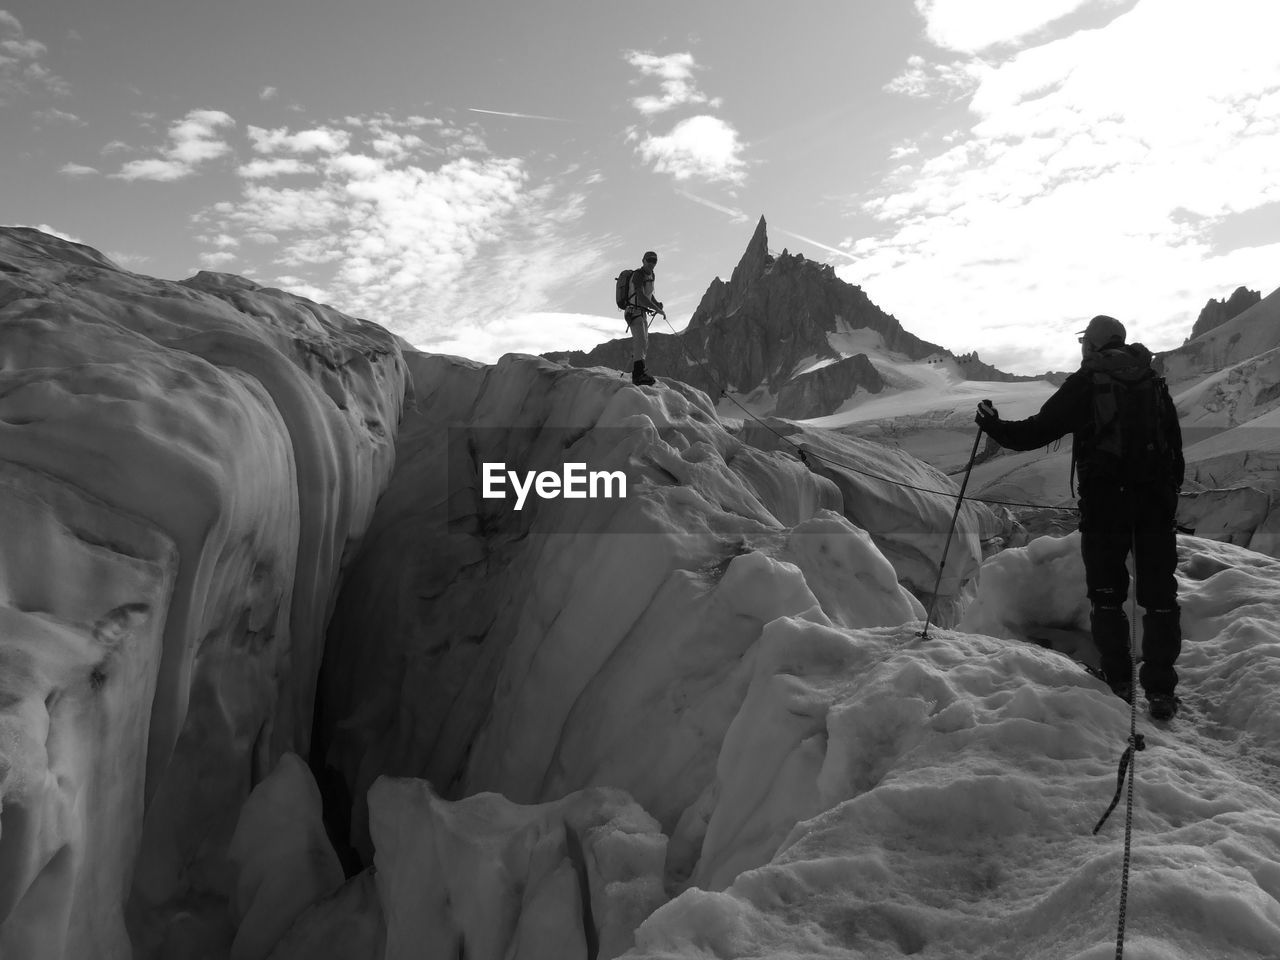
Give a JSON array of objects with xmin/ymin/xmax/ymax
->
[
  {"xmin": 1148, "ymin": 693, "xmax": 1180, "ymax": 721},
  {"xmin": 1090, "ymin": 603, "xmax": 1133, "ymax": 703},
  {"xmin": 632, "ymin": 359, "xmax": 656, "ymax": 386},
  {"xmin": 1140, "ymin": 607, "xmax": 1182, "ymax": 708}
]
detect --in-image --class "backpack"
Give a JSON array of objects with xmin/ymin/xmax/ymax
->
[
  {"xmin": 1074, "ymin": 353, "xmax": 1174, "ymax": 490},
  {"xmin": 615, "ymin": 269, "xmax": 634, "ymax": 311}
]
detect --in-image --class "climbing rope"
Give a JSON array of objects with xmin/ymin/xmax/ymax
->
[{"xmin": 653, "ymin": 313, "xmax": 1080, "ymax": 514}]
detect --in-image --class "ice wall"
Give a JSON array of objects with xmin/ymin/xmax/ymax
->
[{"xmin": 0, "ymin": 228, "xmax": 405, "ymax": 958}]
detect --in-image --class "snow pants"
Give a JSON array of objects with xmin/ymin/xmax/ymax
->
[{"xmin": 1078, "ymin": 481, "xmax": 1181, "ymax": 696}]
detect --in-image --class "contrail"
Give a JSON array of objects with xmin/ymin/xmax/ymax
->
[
  {"xmin": 676, "ymin": 189, "xmax": 751, "ymax": 223},
  {"xmin": 677, "ymin": 189, "xmax": 858, "ymax": 263},
  {"xmin": 773, "ymin": 228, "xmax": 859, "ymax": 263},
  {"xmin": 468, "ymin": 107, "xmax": 573, "ymax": 122}
]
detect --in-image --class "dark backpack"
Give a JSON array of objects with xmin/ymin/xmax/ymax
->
[
  {"xmin": 1083, "ymin": 364, "xmax": 1173, "ymax": 486},
  {"xmin": 615, "ymin": 269, "xmax": 634, "ymax": 311}
]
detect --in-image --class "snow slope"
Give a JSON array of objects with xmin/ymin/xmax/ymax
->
[{"xmin": 625, "ymin": 533, "xmax": 1280, "ymax": 959}]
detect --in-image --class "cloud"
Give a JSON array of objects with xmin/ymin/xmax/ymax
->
[
  {"xmin": 886, "ymin": 55, "xmax": 987, "ymax": 100},
  {"xmin": 0, "ymin": 10, "xmax": 70, "ymax": 100},
  {"xmin": 198, "ymin": 251, "xmax": 237, "ymax": 269},
  {"xmin": 259, "ymin": 85, "xmax": 278, "ymax": 100},
  {"xmin": 248, "ymin": 124, "xmax": 350, "ymax": 154},
  {"xmin": 847, "ymin": 0, "xmax": 1280, "ymax": 373},
  {"xmin": 912, "ymin": 0, "xmax": 1103, "ymax": 53},
  {"xmin": 195, "ymin": 119, "xmax": 602, "ymax": 347},
  {"xmin": 34, "ymin": 106, "xmax": 84, "ymax": 125},
  {"xmin": 22, "ymin": 223, "xmax": 83, "ymax": 243},
  {"xmin": 238, "ymin": 157, "xmax": 315, "ymax": 179},
  {"xmin": 105, "ymin": 250, "xmax": 151, "ymax": 268},
  {"xmin": 636, "ymin": 115, "xmax": 747, "ymax": 185},
  {"xmin": 418, "ymin": 312, "xmax": 622, "ymax": 363},
  {"xmin": 114, "ymin": 109, "xmax": 235, "ymax": 181},
  {"xmin": 58, "ymin": 162, "xmax": 98, "ymax": 177},
  {"xmin": 626, "ymin": 51, "xmax": 722, "ymax": 116}
]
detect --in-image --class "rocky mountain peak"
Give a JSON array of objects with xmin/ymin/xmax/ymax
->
[
  {"xmin": 1186, "ymin": 285, "xmax": 1262, "ymax": 343},
  {"xmin": 729, "ymin": 215, "xmax": 773, "ymax": 286}
]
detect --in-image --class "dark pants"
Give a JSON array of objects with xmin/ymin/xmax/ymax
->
[{"xmin": 1079, "ymin": 481, "xmax": 1181, "ymax": 696}]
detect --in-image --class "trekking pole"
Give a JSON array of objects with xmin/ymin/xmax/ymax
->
[{"xmin": 919, "ymin": 411, "xmax": 986, "ymax": 639}]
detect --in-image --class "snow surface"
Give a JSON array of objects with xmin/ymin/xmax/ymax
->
[
  {"xmin": 626, "ymin": 534, "xmax": 1280, "ymax": 959},
  {"xmin": 7, "ymin": 229, "xmax": 1280, "ymax": 960}
]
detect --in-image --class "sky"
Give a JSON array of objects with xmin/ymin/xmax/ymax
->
[{"xmin": 3, "ymin": 0, "xmax": 1279, "ymax": 375}]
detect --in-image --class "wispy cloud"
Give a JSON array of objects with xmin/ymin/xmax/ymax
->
[
  {"xmin": 105, "ymin": 250, "xmax": 151, "ymax": 268},
  {"xmin": 635, "ymin": 115, "xmax": 746, "ymax": 186},
  {"xmin": 886, "ymin": 55, "xmax": 986, "ymax": 101},
  {"xmin": 468, "ymin": 107, "xmax": 573, "ymax": 122},
  {"xmin": 0, "ymin": 10, "xmax": 70, "ymax": 101},
  {"xmin": 422, "ymin": 312, "xmax": 620, "ymax": 362},
  {"xmin": 34, "ymin": 106, "xmax": 85, "ymax": 125},
  {"xmin": 247, "ymin": 124, "xmax": 350, "ymax": 154},
  {"xmin": 22, "ymin": 223, "xmax": 82, "ymax": 243},
  {"xmin": 59, "ymin": 162, "xmax": 98, "ymax": 177},
  {"xmin": 195, "ymin": 117, "xmax": 601, "ymax": 345},
  {"xmin": 259, "ymin": 85, "xmax": 278, "ymax": 100},
  {"xmin": 198, "ymin": 251, "xmax": 238, "ymax": 269},
  {"xmin": 114, "ymin": 109, "xmax": 235, "ymax": 181},
  {"xmin": 853, "ymin": 0, "xmax": 1280, "ymax": 372},
  {"xmin": 238, "ymin": 157, "xmax": 315, "ymax": 179},
  {"xmin": 911, "ymin": 0, "xmax": 1104, "ymax": 54},
  {"xmin": 625, "ymin": 51, "xmax": 722, "ymax": 116}
]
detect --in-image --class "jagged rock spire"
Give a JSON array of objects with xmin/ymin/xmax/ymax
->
[{"xmin": 727, "ymin": 216, "xmax": 772, "ymax": 291}]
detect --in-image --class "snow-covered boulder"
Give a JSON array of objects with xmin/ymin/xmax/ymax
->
[{"xmin": 0, "ymin": 228, "xmax": 405, "ymax": 958}]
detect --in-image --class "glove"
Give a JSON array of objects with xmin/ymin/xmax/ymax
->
[{"xmin": 975, "ymin": 399, "xmax": 998, "ymax": 429}]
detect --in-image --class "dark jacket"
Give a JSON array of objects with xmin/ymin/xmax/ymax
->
[{"xmin": 983, "ymin": 343, "xmax": 1185, "ymax": 491}]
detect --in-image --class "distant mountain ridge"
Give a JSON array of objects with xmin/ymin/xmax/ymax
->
[
  {"xmin": 546, "ymin": 217, "xmax": 1059, "ymax": 415},
  {"xmin": 1186, "ymin": 285, "xmax": 1261, "ymax": 343}
]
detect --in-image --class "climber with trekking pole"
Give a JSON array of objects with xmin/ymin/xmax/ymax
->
[
  {"xmin": 973, "ymin": 315, "xmax": 1186, "ymax": 721},
  {"xmin": 614, "ymin": 250, "xmax": 665, "ymax": 386}
]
